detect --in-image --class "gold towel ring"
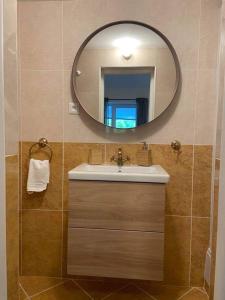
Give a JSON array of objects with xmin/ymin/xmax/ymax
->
[{"xmin": 29, "ymin": 138, "xmax": 53, "ymax": 162}]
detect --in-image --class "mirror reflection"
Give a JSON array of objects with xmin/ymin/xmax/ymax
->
[{"xmin": 74, "ymin": 23, "xmax": 179, "ymax": 129}]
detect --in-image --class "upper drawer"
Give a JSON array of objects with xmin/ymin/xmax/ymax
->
[{"xmin": 69, "ymin": 180, "xmax": 165, "ymax": 232}]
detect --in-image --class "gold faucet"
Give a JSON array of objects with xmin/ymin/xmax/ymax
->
[{"xmin": 111, "ymin": 148, "xmax": 130, "ymax": 167}]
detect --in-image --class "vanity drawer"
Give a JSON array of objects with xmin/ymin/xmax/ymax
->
[
  {"xmin": 67, "ymin": 228, "xmax": 164, "ymax": 281},
  {"xmin": 69, "ymin": 181, "xmax": 165, "ymax": 232}
]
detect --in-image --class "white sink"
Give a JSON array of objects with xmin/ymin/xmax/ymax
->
[{"xmin": 68, "ymin": 163, "xmax": 170, "ymax": 183}]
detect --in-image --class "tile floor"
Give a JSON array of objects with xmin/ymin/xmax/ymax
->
[{"xmin": 19, "ymin": 276, "xmax": 209, "ymax": 300}]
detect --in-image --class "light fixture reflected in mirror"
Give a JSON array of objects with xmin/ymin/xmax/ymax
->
[{"xmin": 113, "ymin": 37, "xmax": 141, "ymax": 60}]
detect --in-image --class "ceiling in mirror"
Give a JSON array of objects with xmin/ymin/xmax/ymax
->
[{"xmin": 73, "ymin": 21, "xmax": 180, "ymax": 129}]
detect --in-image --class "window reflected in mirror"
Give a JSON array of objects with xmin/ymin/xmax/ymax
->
[
  {"xmin": 103, "ymin": 69, "xmax": 152, "ymax": 128},
  {"xmin": 73, "ymin": 22, "xmax": 180, "ymax": 129}
]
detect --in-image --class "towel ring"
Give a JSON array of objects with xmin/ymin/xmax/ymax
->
[{"xmin": 29, "ymin": 138, "xmax": 53, "ymax": 162}]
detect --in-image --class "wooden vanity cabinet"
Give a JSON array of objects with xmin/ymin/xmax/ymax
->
[{"xmin": 67, "ymin": 180, "xmax": 165, "ymax": 281}]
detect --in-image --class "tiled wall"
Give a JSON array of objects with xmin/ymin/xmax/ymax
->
[
  {"xmin": 208, "ymin": 159, "xmax": 220, "ymax": 299},
  {"xmin": 206, "ymin": 2, "xmax": 225, "ymax": 298},
  {"xmin": 20, "ymin": 142, "xmax": 212, "ymax": 287},
  {"xmin": 17, "ymin": 0, "xmax": 220, "ymax": 145},
  {"xmin": 4, "ymin": 0, "xmax": 19, "ymax": 298},
  {"xmin": 4, "ymin": 0, "xmax": 19, "ymax": 156},
  {"xmin": 6, "ymin": 156, "xmax": 19, "ymax": 300},
  {"xmin": 17, "ymin": 0, "xmax": 220, "ymax": 294}
]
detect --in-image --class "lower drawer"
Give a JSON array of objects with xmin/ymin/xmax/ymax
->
[{"xmin": 67, "ymin": 228, "xmax": 164, "ymax": 281}]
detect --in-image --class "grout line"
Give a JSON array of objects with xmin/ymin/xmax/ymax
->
[
  {"xmin": 165, "ymin": 215, "xmax": 192, "ymax": 218},
  {"xmin": 202, "ymin": 281, "xmax": 210, "ymax": 298},
  {"xmin": 19, "ymin": 283, "xmax": 30, "ymax": 300},
  {"xmin": 5, "ymin": 154, "xmax": 18, "ymax": 158},
  {"xmin": 72, "ymin": 280, "xmax": 94, "ymax": 299},
  {"xmin": 29, "ymin": 280, "xmax": 67, "ymax": 299},
  {"xmin": 61, "ymin": 0, "xmax": 64, "ymax": 280},
  {"xmin": 20, "ymin": 209, "xmax": 65, "ymax": 212},
  {"xmin": 165, "ymin": 215, "xmax": 210, "ymax": 219},
  {"xmin": 188, "ymin": 144, "xmax": 195, "ymax": 285},
  {"xmin": 18, "ymin": 6, "xmax": 23, "ymax": 275},
  {"xmin": 15, "ymin": 20, "xmax": 21, "ymax": 282},
  {"xmin": 101, "ymin": 283, "xmax": 131, "ymax": 300},
  {"xmin": 104, "ymin": 144, "xmax": 107, "ymax": 163},
  {"xmin": 20, "ymin": 144, "xmax": 23, "ymax": 276},
  {"xmin": 72, "ymin": 279, "xmax": 104, "ymax": 283},
  {"xmin": 19, "ymin": 68, "xmax": 63, "ymax": 72},
  {"xmin": 177, "ymin": 287, "xmax": 195, "ymax": 300},
  {"xmin": 18, "ymin": 210, "xmax": 211, "ymax": 217},
  {"xmin": 133, "ymin": 283, "xmax": 157, "ymax": 300},
  {"xmin": 20, "ymin": 276, "xmax": 65, "ymax": 279},
  {"xmin": 191, "ymin": 216, "xmax": 210, "ymax": 219},
  {"xmin": 203, "ymin": 280, "xmax": 206, "ymax": 291},
  {"xmin": 70, "ymin": 226, "xmax": 164, "ymax": 233},
  {"xmin": 194, "ymin": 286, "xmax": 209, "ymax": 298},
  {"xmin": 189, "ymin": 0, "xmax": 203, "ymax": 283}
]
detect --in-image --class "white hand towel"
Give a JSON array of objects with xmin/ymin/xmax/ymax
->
[{"xmin": 27, "ymin": 159, "xmax": 50, "ymax": 193}]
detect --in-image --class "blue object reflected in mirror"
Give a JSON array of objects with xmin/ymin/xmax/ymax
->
[{"xmin": 104, "ymin": 72, "xmax": 150, "ymax": 128}]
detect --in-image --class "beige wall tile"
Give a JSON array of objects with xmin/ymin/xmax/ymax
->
[
  {"xmin": 21, "ymin": 211, "xmax": 63, "ymax": 276},
  {"xmin": 4, "ymin": 47, "xmax": 19, "ymax": 156},
  {"xmin": 192, "ymin": 145, "xmax": 212, "ymax": 217},
  {"xmin": 4, "ymin": 0, "xmax": 19, "ymax": 156},
  {"xmin": 20, "ymin": 70, "xmax": 63, "ymax": 142},
  {"xmin": 21, "ymin": 142, "xmax": 63, "ymax": 210},
  {"xmin": 17, "ymin": 0, "xmax": 219, "ymax": 145},
  {"xmin": 199, "ymin": 0, "xmax": 220, "ymax": 69},
  {"xmin": 18, "ymin": 0, "xmax": 62, "ymax": 70},
  {"xmin": 164, "ymin": 216, "xmax": 191, "ymax": 286},
  {"xmin": 62, "ymin": 0, "xmax": 202, "ymax": 145},
  {"xmin": 63, "ymin": 0, "xmax": 201, "ymax": 71},
  {"xmin": 195, "ymin": 70, "xmax": 218, "ymax": 145},
  {"xmin": 190, "ymin": 218, "xmax": 210, "ymax": 286},
  {"xmin": 151, "ymin": 145, "xmax": 193, "ymax": 216}
]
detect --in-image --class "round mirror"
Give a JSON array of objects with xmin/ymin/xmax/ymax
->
[{"xmin": 72, "ymin": 21, "xmax": 180, "ymax": 129}]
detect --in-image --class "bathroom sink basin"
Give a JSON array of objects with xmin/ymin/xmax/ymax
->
[{"xmin": 68, "ymin": 163, "xmax": 170, "ymax": 183}]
